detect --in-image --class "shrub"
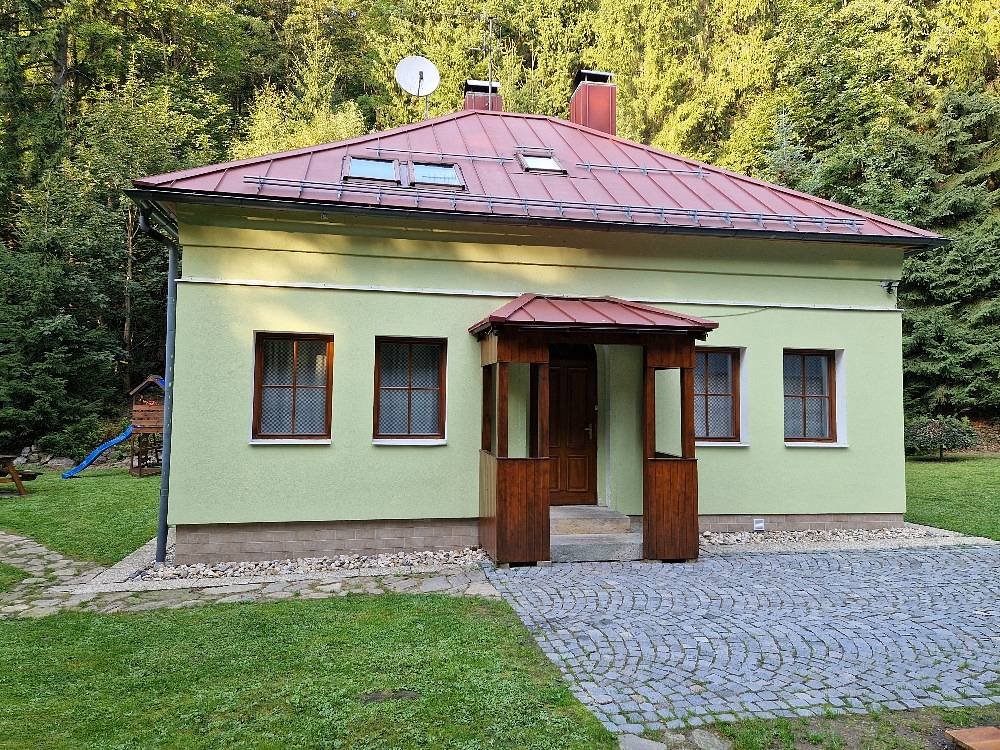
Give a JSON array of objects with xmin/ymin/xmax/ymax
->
[
  {"xmin": 904, "ymin": 415, "xmax": 980, "ymax": 459},
  {"xmin": 38, "ymin": 415, "xmax": 116, "ymax": 462}
]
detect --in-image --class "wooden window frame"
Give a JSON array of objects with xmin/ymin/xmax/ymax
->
[
  {"xmin": 252, "ymin": 333, "xmax": 334, "ymax": 440},
  {"xmin": 783, "ymin": 349, "xmax": 837, "ymax": 442},
  {"xmin": 373, "ymin": 337, "xmax": 447, "ymax": 439},
  {"xmin": 694, "ymin": 347, "xmax": 740, "ymax": 442}
]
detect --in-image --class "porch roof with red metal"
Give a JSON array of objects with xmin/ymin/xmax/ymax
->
[
  {"xmin": 468, "ymin": 294, "xmax": 719, "ymax": 337},
  {"xmin": 132, "ymin": 110, "xmax": 941, "ymax": 246}
]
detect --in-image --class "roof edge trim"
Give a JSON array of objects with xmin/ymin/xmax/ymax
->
[{"xmin": 126, "ymin": 188, "xmax": 949, "ymax": 250}]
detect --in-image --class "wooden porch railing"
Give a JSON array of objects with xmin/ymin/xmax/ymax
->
[{"xmin": 479, "ymin": 451, "xmax": 550, "ymax": 563}]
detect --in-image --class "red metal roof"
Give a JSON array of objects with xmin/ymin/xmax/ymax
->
[
  {"xmin": 469, "ymin": 294, "xmax": 719, "ymax": 336},
  {"xmin": 133, "ymin": 109, "xmax": 940, "ymax": 244}
]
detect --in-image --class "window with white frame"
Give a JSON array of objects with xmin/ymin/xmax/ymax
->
[
  {"xmin": 412, "ymin": 162, "xmax": 463, "ymax": 187},
  {"xmin": 346, "ymin": 157, "xmax": 398, "ymax": 182},
  {"xmin": 517, "ymin": 153, "xmax": 566, "ymax": 173}
]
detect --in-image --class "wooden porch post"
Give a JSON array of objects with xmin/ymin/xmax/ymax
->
[
  {"xmin": 477, "ymin": 332, "xmax": 549, "ymax": 564},
  {"xmin": 642, "ymin": 347, "xmax": 655, "ymax": 459},
  {"xmin": 482, "ymin": 364, "xmax": 494, "ymax": 451},
  {"xmin": 496, "ymin": 362, "xmax": 509, "ymax": 458},
  {"xmin": 680, "ymin": 366, "xmax": 696, "ymax": 459},
  {"xmin": 642, "ymin": 337, "xmax": 700, "ymax": 562},
  {"xmin": 532, "ymin": 362, "xmax": 550, "ymax": 459}
]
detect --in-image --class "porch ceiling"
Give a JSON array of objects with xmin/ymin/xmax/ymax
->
[{"xmin": 468, "ymin": 293, "xmax": 719, "ymax": 337}]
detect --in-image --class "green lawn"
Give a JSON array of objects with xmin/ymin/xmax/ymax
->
[
  {"xmin": 0, "ymin": 594, "xmax": 614, "ymax": 750},
  {"xmin": 905, "ymin": 455, "xmax": 1000, "ymax": 540},
  {"xmin": 717, "ymin": 704, "xmax": 1000, "ymax": 750},
  {"xmin": 0, "ymin": 562, "xmax": 27, "ymax": 592},
  {"xmin": 0, "ymin": 468, "xmax": 158, "ymax": 564}
]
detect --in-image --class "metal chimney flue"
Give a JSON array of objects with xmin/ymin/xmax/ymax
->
[
  {"xmin": 464, "ymin": 80, "xmax": 503, "ymax": 112},
  {"xmin": 569, "ymin": 70, "xmax": 616, "ymax": 136}
]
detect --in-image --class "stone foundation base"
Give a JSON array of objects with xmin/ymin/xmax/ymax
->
[
  {"xmin": 174, "ymin": 512, "xmax": 906, "ymax": 563},
  {"xmin": 174, "ymin": 519, "xmax": 479, "ymax": 564},
  {"xmin": 697, "ymin": 513, "xmax": 905, "ymax": 533}
]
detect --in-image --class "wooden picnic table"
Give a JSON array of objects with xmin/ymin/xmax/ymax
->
[
  {"xmin": 0, "ymin": 455, "xmax": 27, "ymax": 496},
  {"xmin": 946, "ymin": 727, "xmax": 1000, "ymax": 750}
]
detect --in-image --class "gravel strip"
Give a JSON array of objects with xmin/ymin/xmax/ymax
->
[
  {"xmin": 137, "ymin": 547, "xmax": 488, "ymax": 581},
  {"xmin": 130, "ymin": 527, "xmax": 995, "ymax": 583},
  {"xmin": 699, "ymin": 523, "xmax": 994, "ymax": 552}
]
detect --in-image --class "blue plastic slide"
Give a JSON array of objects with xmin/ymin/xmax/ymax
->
[{"xmin": 61, "ymin": 425, "xmax": 134, "ymax": 479}]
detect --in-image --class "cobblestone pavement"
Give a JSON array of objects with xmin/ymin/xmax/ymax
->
[
  {"xmin": 0, "ymin": 531, "xmax": 498, "ymax": 619},
  {"xmin": 487, "ymin": 545, "xmax": 1000, "ymax": 735}
]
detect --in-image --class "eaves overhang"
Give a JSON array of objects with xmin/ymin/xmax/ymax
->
[{"xmin": 125, "ymin": 187, "xmax": 950, "ymax": 251}]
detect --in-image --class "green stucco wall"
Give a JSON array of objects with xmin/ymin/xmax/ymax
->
[
  {"xmin": 599, "ymin": 346, "xmax": 644, "ymax": 515},
  {"xmin": 167, "ymin": 205, "xmax": 906, "ymax": 525},
  {"xmin": 507, "ymin": 364, "xmax": 531, "ymax": 459},
  {"xmin": 654, "ymin": 369, "xmax": 683, "ymax": 458}
]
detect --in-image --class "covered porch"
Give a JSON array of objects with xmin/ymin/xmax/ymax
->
[{"xmin": 470, "ymin": 294, "xmax": 718, "ymax": 565}]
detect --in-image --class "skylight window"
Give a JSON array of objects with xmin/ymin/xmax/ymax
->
[
  {"xmin": 518, "ymin": 154, "xmax": 566, "ymax": 174},
  {"xmin": 412, "ymin": 162, "xmax": 463, "ymax": 187},
  {"xmin": 347, "ymin": 157, "xmax": 398, "ymax": 182}
]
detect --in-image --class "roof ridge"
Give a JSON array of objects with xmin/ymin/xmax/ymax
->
[{"xmin": 486, "ymin": 292, "xmax": 537, "ymax": 324}]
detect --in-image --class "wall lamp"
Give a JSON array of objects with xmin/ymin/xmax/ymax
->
[{"xmin": 880, "ymin": 279, "xmax": 901, "ymax": 294}]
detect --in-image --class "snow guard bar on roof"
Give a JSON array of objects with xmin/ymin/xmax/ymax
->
[{"xmin": 241, "ymin": 175, "xmax": 867, "ymax": 233}]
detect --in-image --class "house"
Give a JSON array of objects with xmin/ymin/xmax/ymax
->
[{"xmin": 128, "ymin": 71, "xmax": 943, "ymax": 565}]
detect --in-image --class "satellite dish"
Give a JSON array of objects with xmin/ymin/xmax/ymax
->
[{"xmin": 395, "ymin": 56, "xmax": 441, "ymax": 98}]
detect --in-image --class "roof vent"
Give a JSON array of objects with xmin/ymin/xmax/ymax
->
[
  {"xmin": 569, "ymin": 70, "xmax": 616, "ymax": 136},
  {"xmin": 464, "ymin": 80, "xmax": 503, "ymax": 112}
]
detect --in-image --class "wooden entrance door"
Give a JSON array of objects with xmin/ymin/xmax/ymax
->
[{"xmin": 548, "ymin": 344, "xmax": 597, "ymax": 505}]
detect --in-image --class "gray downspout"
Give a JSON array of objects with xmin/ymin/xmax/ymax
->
[{"xmin": 139, "ymin": 209, "xmax": 177, "ymax": 564}]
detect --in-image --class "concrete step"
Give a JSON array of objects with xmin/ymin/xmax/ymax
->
[
  {"xmin": 550, "ymin": 532, "xmax": 644, "ymax": 563},
  {"xmin": 551, "ymin": 505, "xmax": 631, "ymax": 535}
]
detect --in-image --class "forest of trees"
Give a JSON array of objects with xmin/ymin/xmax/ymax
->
[{"xmin": 1, "ymin": 0, "xmax": 998, "ymax": 453}]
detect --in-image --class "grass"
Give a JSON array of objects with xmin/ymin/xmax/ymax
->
[
  {"xmin": 0, "ymin": 463, "xmax": 993, "ymax": 749},
  {"xmin": 905, "ymin": 454, "xmax": 1000, "ymax": 540},
  {"xmin": 716, "ymin": 705, "xmax": 1000, "ymax": 750},
  {"xmin": 1, "ymin": 452, "xmax": 995, "ymax": 564},
  {"xmin": 0, "ymin": 594, "xmax": 615, "ymax": 750},
  {"xmin": 0, "ymin": 562, "xmax": 27, "ymax": 592},
  {"xmin": 0, "ymin": 468, "xmax": 158, "ymax": 564}
]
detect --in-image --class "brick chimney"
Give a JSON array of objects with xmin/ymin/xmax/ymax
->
[
  {"xmin": 569, "ymin": 70, "xmax": 616, "ymax": 136},
  {"xmin": 463, "ymin": 80, "xmax": 503, "ymax": 112}
]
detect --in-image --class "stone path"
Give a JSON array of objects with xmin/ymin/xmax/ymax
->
[
  {"xmin": 487, "ymin": 545, "xmax": 1000, "ymax": 735},
  {"xmin": 0, "ymin": 530, "xmax": 104, "ymax": 583},
  {"xmin": 0, "ymin": 531, "xmax": 498, "ymax": 619}
]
